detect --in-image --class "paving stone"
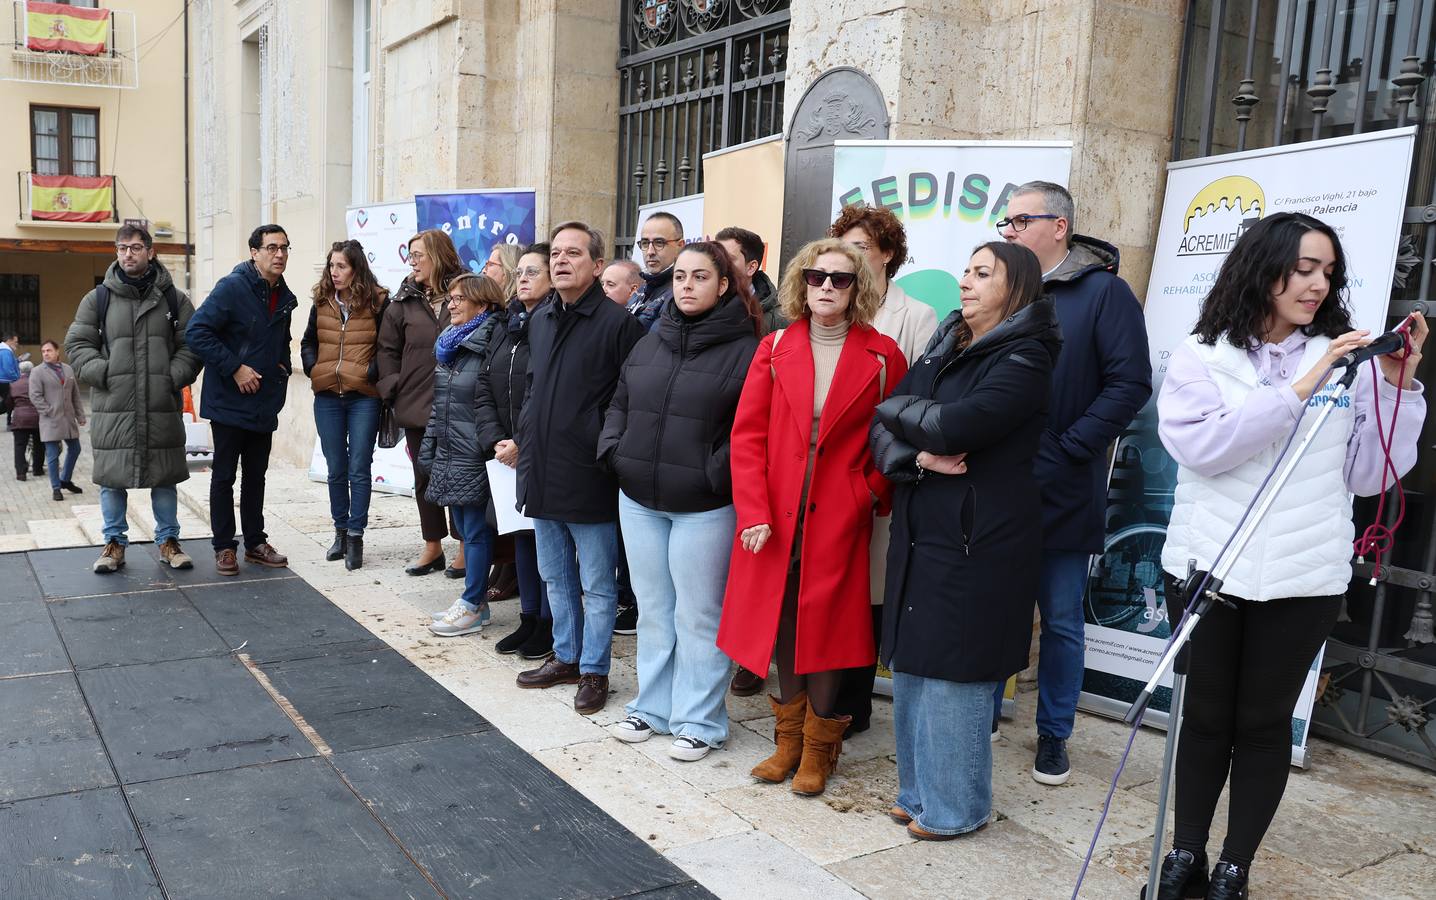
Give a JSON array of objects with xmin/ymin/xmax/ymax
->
[
  {"xmin": 255, "ymin": 647, "xmax": 489, "ymax": 754},
  {"xmin": 334, "ymin": 732, "xmax": 697, "ymax": 900},
  {"xmin": 1260, "ymin": 794, "xmax": 1408, "ymax": 878},
  {"xmin": 665, "ymin": 829, "xmax": 865, "ymax": 900},
  {"xmin": 0, "ymin": 788, "xmax": 161, "ymax": 900},
  {"xmin": 49, "ymin": 589, "xmax": 229, "ymax": 670},
  {"xmin": 0, "ymin": 534, "xmax": 38, "ymax": 552},
  {"xmin": 0, "ymin": 674, "xmax": 113, "ymax": 801},
  {"xmin": 431, "ymin": 663, "xmax": 610, "ymax": 754},
  {"xmin": 27, "ymin": 545, "xmax": 175, "ymax": 599},
  {"xmin": 637, "ymin": 711, "xmax": 794, "ymax": 794},
  {"xmin": 0, "ymin": 550, "xmax": 42, "ymax": 604},
  {"xmin": 78, "ymin": 655, "xmax": 314, "ymax": 783},
  {"xmin": 125, "ymin": 758, "xmax": 437, "ymax": 899},
  {"xmin": 1339, "ymin": 849, "xmax": 1436, "ymax": 898},
  {"xmin": 827, "ymin": 817, "xmax": 1140, "ymax": 899},
  {"xmin": 180, "ymin": 578, "xmax": 385, "ymax": 663},
  {"xmin": 28, "ymin": 517, "xmax": 89, "ymax": 549},
  {"xmin": 0, "ymin": 595, "xmax": 70, "ymax": 678}
]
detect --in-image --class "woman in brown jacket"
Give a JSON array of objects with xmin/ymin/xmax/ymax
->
[
  {"xmin": 376, "ymin": 229, "xmax": 466, "ymax": 576},
  {"xmin": 301, "ymin": 240, "xmax": 389, "ymax": 570}
]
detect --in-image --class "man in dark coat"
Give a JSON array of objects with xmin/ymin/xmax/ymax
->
[
  {"xmin": 716, "ymin": 225, "xmax": 786, "ymax": 337},
  {"xmin": 625, "ymin": 211, "xmax": 683, "ymax": 331},
  {"xmin": 515, "ymin": 221, "xmax": 644, "ymax": 715},
  {"xmin": 185, "ymin": 224, "xmax": 297, "ymax": 576},
  {"xmin": 995, "ymin": 181, "xmax": 1153, "ymax": 785}
]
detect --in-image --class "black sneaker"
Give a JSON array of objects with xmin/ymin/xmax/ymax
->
[
  {"xmin": 1205, "ymin": 862, "xmax": 1248, "ymax": 900},
  {"xmin": 1140, "ymin": 848, "xmax": 1208, "ymax": 899},
  {"xmin": 613, "ymin": 603, "xmax": 638, "ymax": 635},
  {"xmin": 495, "ymin": 614, "xmax": 537, "ymax": 655},
  {"xmin": 519, "ymin": 618, "xmax": 554, "ymax": 659},
  {"xmin": 1032, "ymin": 734, "xmax": 1070, "ymax": 785}
]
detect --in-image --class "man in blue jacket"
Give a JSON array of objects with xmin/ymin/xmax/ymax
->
[
  {"xmin": 186, "ymin": 224, "xmax": 297, "ymax": 576},
  {"xmin": 997, "ymin": 181, "xmax": 1153, "ymax": 786}
]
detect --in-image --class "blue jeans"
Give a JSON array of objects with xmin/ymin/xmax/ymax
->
[
  {"xmin": 618, "ymin": 492, "xmax": 734, "ymax": 746},
  {"xmin": 514, "ymin": 530, "xmax": 551, "ymax": 621},
  {"xmin": 449, "ymin": 504, "xmax": 494, "ymax": 611},
  {"xmin": 100, "ymin": 485, "xmax": 180, "ymax": 546},
  {"xmin": 895, "ymin": 671, "xmax": 997, "ymax": 835},
  {"xmin": 44, "ymin": 438, "xmax": 80, "ymax": 489},
  {"xmin": 991, "ymin": 549, "xmax": 1091, "ymax": 739},
  {"xmin": 533, "ymin": 517, "xmax": 619, "ymax": 675},
  {"xmin": 313, "ymin": 392, "xmax": 381, "ymax": 536}
]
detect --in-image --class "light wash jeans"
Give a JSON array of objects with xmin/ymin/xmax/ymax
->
[
  {"xmin": 895, "ymin": 670, "xmax": 997, "ymax": 836},
  {"xmin": 100, "ymin": 485, "xmax": 180, "ymax": 546},
  {"xmin": 449, "ymin": 504, "xmax": 495, "ymax": 612},
  {"xmin": 44, "ymin": 438, "xmax": 80, "ymax": 489},
  {"xmin": 991, "ymin": 549, "xmax": 1091, "ymax": 738},
  {"xmin": 533, "ymin": 517, "xmax": 619, "ymax": 675},
  {"xmin": 618, "ymin": 491, "xmax": 734, "ymax": 746}
]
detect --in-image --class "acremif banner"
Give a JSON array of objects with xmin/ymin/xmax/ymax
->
[
  {"xmin": 631, "ymin": 194, "xmax": 705, "ymax": 264},
  {"xmin": 346, "ymin": 201, "xmax": 417, "ymax": 294},
  {"xmin": 1081, "ymin": 127, "xmax": 1418, "ymax": 765},
  {"xmin": 831, "ymin": 140, "xmax": 1073, "ymax": 320},
  {"xmin": 415, "ymin": 189, "xmax": 536, "ymax": 275}
]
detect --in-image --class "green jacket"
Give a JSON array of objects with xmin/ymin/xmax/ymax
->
[{"xmin": 65, "ymin": 260, "xmax": 202, "ymax": 488}]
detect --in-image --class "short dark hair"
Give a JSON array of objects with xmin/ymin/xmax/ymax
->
[
  {"xmin": 248, "ymin": 224, "xmax": 288, "ymax": 251},
  {"xmin": 715, "ymin": 226, "xmax": 765, "ymax": 265},
  {"xmin": 643, "ymin": 211, "xmax": 684, "ymax": 240},
  {"xmin": 548, "ymin": 221, "xmax": 605, "ymax": 261},
  {"xmin": 1, "ymin": 328, "xmax": 18, "ymax": 342},
  {"xmin": 830, "ymin": 205, "xmax": 909, "ymax": 280},
  {"xmin": 116, "ymin": 223, "xmax": 153, "ymax": 248},
  {"xmin": 41, "ymin": 339, "xmax": 59, "ymax": 351},
  {"xmin": 521, "ymin": 242, "xmax": 551, "ymax": 267}
]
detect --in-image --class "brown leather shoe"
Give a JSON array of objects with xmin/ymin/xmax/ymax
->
[
  {"xmin": 244, "ymin": 543, "xmax": 288, "ymax": 568},
  {"xmin": 574, "ymin": 673, "xmax": 609, "ymax": 715},
  {"xmin": 92, "ymin": 541, "xmax": 126, "ymax": 574},
  {"xmin": 888, "ymin": 806, "xmax": 912, "ymax": 825},
  {"xmin": 791, "ymin": 703, "xmax": 852, "ymax": 796},
  {"xmin": 516, "ymin": 657, "xmax": 580, "ymax": 689},
  {"xmin": 158, "ymin": 538, "xmax": 194, "ymax": 570},
  {"xmin": 751, "ymin": 692, "xmax": 807, "ymax": 783},
  {"xmin": 730, "ymin": 667, "xmax": 765, "ymax": 697},
  {"xmin": 215, "ymin": 548, "xmax": 239, "ymax": 576},
  {"xmin": 906, "ymin": 821, "xmax": 961, "ymax": 841}
]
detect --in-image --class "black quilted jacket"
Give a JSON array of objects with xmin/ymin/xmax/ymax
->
[{"xmin": 419, "ymin": 313, "xmax": 503, "ymax": 508}]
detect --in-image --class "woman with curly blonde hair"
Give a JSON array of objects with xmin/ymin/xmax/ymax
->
[{"xmin": 718, "ymin": 237, "xmax": 908, "ymax": 797}]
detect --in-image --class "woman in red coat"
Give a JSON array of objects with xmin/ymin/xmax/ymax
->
[{"xmin": 718, "ymin": 237, "xmax": 907, "ymax": 796}]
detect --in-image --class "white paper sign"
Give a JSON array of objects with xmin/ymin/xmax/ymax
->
[{"xmin": 486, "ymin": 458, "xmax": 533, "ymax": 534}]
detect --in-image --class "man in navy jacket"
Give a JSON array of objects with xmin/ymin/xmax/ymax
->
[
  {"xmin": 997, "ymin": 182, "xmax": 1153, "ymax": 786},
  {"xmin": 186, "ymin": 224, "xmax": 297, "ymax": 576}
]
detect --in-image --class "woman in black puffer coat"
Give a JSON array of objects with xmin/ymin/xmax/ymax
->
[
  {"xmin": 597, "ymin": 241, "xmax": 762, "ymax": 761},
  {"xmin": 420, "ymin": 273, "xmax": 505, "ymax": 638}
]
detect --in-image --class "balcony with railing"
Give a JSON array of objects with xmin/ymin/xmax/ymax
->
[
  {"xmin": 17, "ymin": 170, "xmax": 117, "ymax": 225},
  {"xmin": 2, "ymin": 2, "xmax": 138, "ymax": 89}
]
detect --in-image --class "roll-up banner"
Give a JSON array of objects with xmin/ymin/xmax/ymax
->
[
  {"xmin": 703, "ymin": 135, "xmax": 785, "ymax": 274},
  {"xmin": 831, "ymin": 140, "xmax": 1074, "ymax": 320},
  {"xmin": 345, "ymin": 200, "xmax": 418, "ymax": 294},
  {"xmin": 1083, "ymin": 127, "xmax": 1418, "ymax": 766},
  {"xmin": 415, "ymin": 188, "xmax": 538, "ymax": 274}
]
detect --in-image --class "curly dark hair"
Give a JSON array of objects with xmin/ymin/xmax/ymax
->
[
  {"xmin": 1193, "ymin": 212, "xmax": 1352, "ymax": 349},
  {"xmin": 829, "ymin": 205, "xmax": 909, "ymax": 281}
]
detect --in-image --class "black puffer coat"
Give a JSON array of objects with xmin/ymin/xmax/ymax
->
[
  {"xmin": 871, "ymin": 299, "xmax": 1062, "ymax": 684},
  {"xmin": 598, "ymin": 293, "xmax": 758, "ymax": 512},
  {"xmin": 477, "ymin": 298, "xmax": 539, "ymax": 449},
  {"xmin": 419, "ymin": 314, "xmax": 503, "ymax": 508}
]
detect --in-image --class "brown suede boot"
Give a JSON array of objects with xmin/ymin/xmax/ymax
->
[
  {"xmin": 750, "ymin": 692, "xmax": 807, "ymax": 783},
  {"xmin": 791, "ymin": 703, "xmax": 852, "ymax": 796}
]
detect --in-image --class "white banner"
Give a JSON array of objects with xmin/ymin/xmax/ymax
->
[
  {"xmin": 1083, "ymin": 126, "xmax": 1419, "ymax": 766},
  {"xmin": 831, "ymin": 140, "xmax": 1073, "ymax": 320},
  {"xmin": 309, "ymin": 437, "xmax": 416, "ymax": 497},
  {"xmin": 632, "ymin": 194, "xmax": 705, "ymax": 264},
  {"xmin": 346, "ymin": 200, "xmax": 418, "ymax": 295}
]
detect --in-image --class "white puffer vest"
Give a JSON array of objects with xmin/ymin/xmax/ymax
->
[{"xmin": 1161, "ymin": 334, "xmax": 1355, "ymax": 601}]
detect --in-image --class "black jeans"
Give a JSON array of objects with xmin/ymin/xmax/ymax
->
[
  {"xmin": 834, "ymin": 604, "xmax": 884, "ymax": 728},
  {"xmin": 12, "ymin": 428, "xmax": 42, "ymax": 474},
  {"xmin": 1168, "ymin": 574, "xmax": 1341, "ymax": 868},
  {"xmin": 209, "ymin": 422, "xmax": 273, "ymax": 552}
]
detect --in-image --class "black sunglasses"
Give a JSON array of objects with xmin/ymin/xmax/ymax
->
[{"xmin": 801, "ymin": 268, "xmax": 856, "ymax": 290}]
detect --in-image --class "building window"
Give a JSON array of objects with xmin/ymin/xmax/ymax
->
[
  {"xmin": 31, "ymin": 106, "xmax": 100, "ymax": 177},
  {"xmin": 0, "ymin": 275, "xmax": 42, "ymax": 344}
]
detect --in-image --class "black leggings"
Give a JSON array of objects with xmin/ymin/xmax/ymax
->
[{"xmin": 1169, "ymin": 577, "xmax": 1341, "ymax": 868}]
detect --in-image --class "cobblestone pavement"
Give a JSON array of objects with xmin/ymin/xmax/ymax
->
[{"xmin": 0, "ymin": 413, "xmax": 95, "ymax": 534}]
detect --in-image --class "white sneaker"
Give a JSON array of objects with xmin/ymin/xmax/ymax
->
[
  {"xmin": 610, "ymin": 715, "xmax": 653, "ymax": 743},
  {"xmin": 431, "ymin": 598, "xmax": 468, "ymax": 621},
  {"xmin": 669, "ymin": 736, "xmax": 712, "ymax": 761},
  {"xmin": 428, "ymin": 603, "xmax": 488, "ymax": 637}
]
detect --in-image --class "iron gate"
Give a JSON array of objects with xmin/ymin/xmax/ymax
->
[
  {"xmin": 1175, "ymin": 0, "xmax": 1436, "ymax": 770},
  {"xmin": 614, "ymin": 0, "xmax": 790, "ymax": 257}
]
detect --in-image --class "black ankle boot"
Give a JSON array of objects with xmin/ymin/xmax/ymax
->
[
  {"xmin": 326, "ymin": 529, "xmax": 346, "ymax": 562},
  {"xmin": 1205, "ymin": 862, "xmax": 1247, "ymax": 900},
  {"xmin": 345, "ymin": 535, "xmax": 363, "ymax": 570},
  {"xmin": 496, "ymin": 613, "xmax": 537, "ymax": 654},
  {"xmin": 1141, "ymin": 849, "xmax": 1208, "ymax": 899},
  {"xmin": 518, "ymin": 618, "xmax": 554, "ymax": 659}
]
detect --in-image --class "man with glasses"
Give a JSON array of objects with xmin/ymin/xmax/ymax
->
[
  {"xmin": 994, "ymin": 181, "xmax": 1152, "ymax": 786},
  {"xmin": 66, "ymin": 225, "xmax": 202, "ymax": 572},
  {"xmin": 186, "ymin": 224, "xmax": 297, "ymax": 576},
  {"xmin": 626, "ymin": 212, "xmax": 685, "ymax": 331}
]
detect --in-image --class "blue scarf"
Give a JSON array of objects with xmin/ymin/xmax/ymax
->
[{"xmin": 435, "ymin": 312, "xmax": 490, "ymax": 367}]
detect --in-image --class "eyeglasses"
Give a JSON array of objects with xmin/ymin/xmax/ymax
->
[
  {"xmin": 409, "ymin": 250, "xmax": 427, "ymax": 262},
  {"xmin": 847, "ymin": 240, "xmax": 872, "ymax": 253},
  {"xmin": 260, "ymin": 243, "xmax": 292, "ymax": 254},
  {"xmin": 995, "ymin": 214, "xmax": 1060, "ymax": 232},
  {"xmin": 801, "ymin": 268, "xmax": 856, "ymax": 290},
  {"xmin": 446, "ymin": 293, "xmax": 467, "ymax": 305},
  {"xmin": 636, "ymin": 238, "xmax": 674, "ymax": 251},
  {"xmin": 515, "ymin": 266, "xmax": 544, "ymax": 280},
  {"xmin": 115, "ymin": 243, "xmax": 148, "ymax": 254}
]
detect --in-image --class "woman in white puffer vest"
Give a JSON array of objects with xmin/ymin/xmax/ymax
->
[{"xmin": 1148, "ymin": 212, "xmax": 1426, "ymax": 900}]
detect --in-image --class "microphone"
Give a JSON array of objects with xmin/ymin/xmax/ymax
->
[{"xmin": 1335, "ymin": 330, "xmax": 1407, "ymax": 368}]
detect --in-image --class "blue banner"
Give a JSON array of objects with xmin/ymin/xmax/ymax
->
[{"xmin": 414, "ymin": 189, "xmax": 537, "ymax": 275}]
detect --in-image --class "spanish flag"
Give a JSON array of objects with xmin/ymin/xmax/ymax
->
[
  {"xmin": 26, "ymin": 2, "xmax": 109, "ymax": 56},
  {"xmin": 30, "ymin": 174, "xmax": 114, "ymax": 223}
]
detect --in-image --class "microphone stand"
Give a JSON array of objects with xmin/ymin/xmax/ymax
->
[{"xmin": 1136, "ymin": 361, "xmax": 1361, "ymax": 900}]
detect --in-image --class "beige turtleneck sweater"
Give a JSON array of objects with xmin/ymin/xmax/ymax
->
[{"xmin": 793, "ymin": 317, "xmax": 850, "ymax": 538}]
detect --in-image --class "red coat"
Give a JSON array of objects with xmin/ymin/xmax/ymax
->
[{"xmin": 717, "ymin": 318, "xmax": 908, "ymax": 675}]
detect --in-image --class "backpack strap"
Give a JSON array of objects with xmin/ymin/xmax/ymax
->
[{"xmin": 94, "ymin": 284, "xmax": 111, "ymax": 354}]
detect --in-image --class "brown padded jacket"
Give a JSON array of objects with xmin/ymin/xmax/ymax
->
[
  {"xmin": 376, "ymin": 277, "xmax": 450, "ymax": 428},
  {"xmin": 300, "ymin": 290, "xmax": 388, "ymax": 397}
]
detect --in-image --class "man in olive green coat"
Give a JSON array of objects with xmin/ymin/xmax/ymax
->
[{"xmin": 66, "ymin": 224, "xmax": 202, "ymax": 573}]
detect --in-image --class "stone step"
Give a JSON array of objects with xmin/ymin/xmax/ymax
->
[
  {"xmin": 0, "ymin": 534, "xmax": 39, "ymax": 552},
  {"xmin": 69, "ymin": 504, "xmax": 112, "ymax": 545},
  {"xmin": 27, "ymin": 517, "xmax": 88, "ymax": 549}
]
